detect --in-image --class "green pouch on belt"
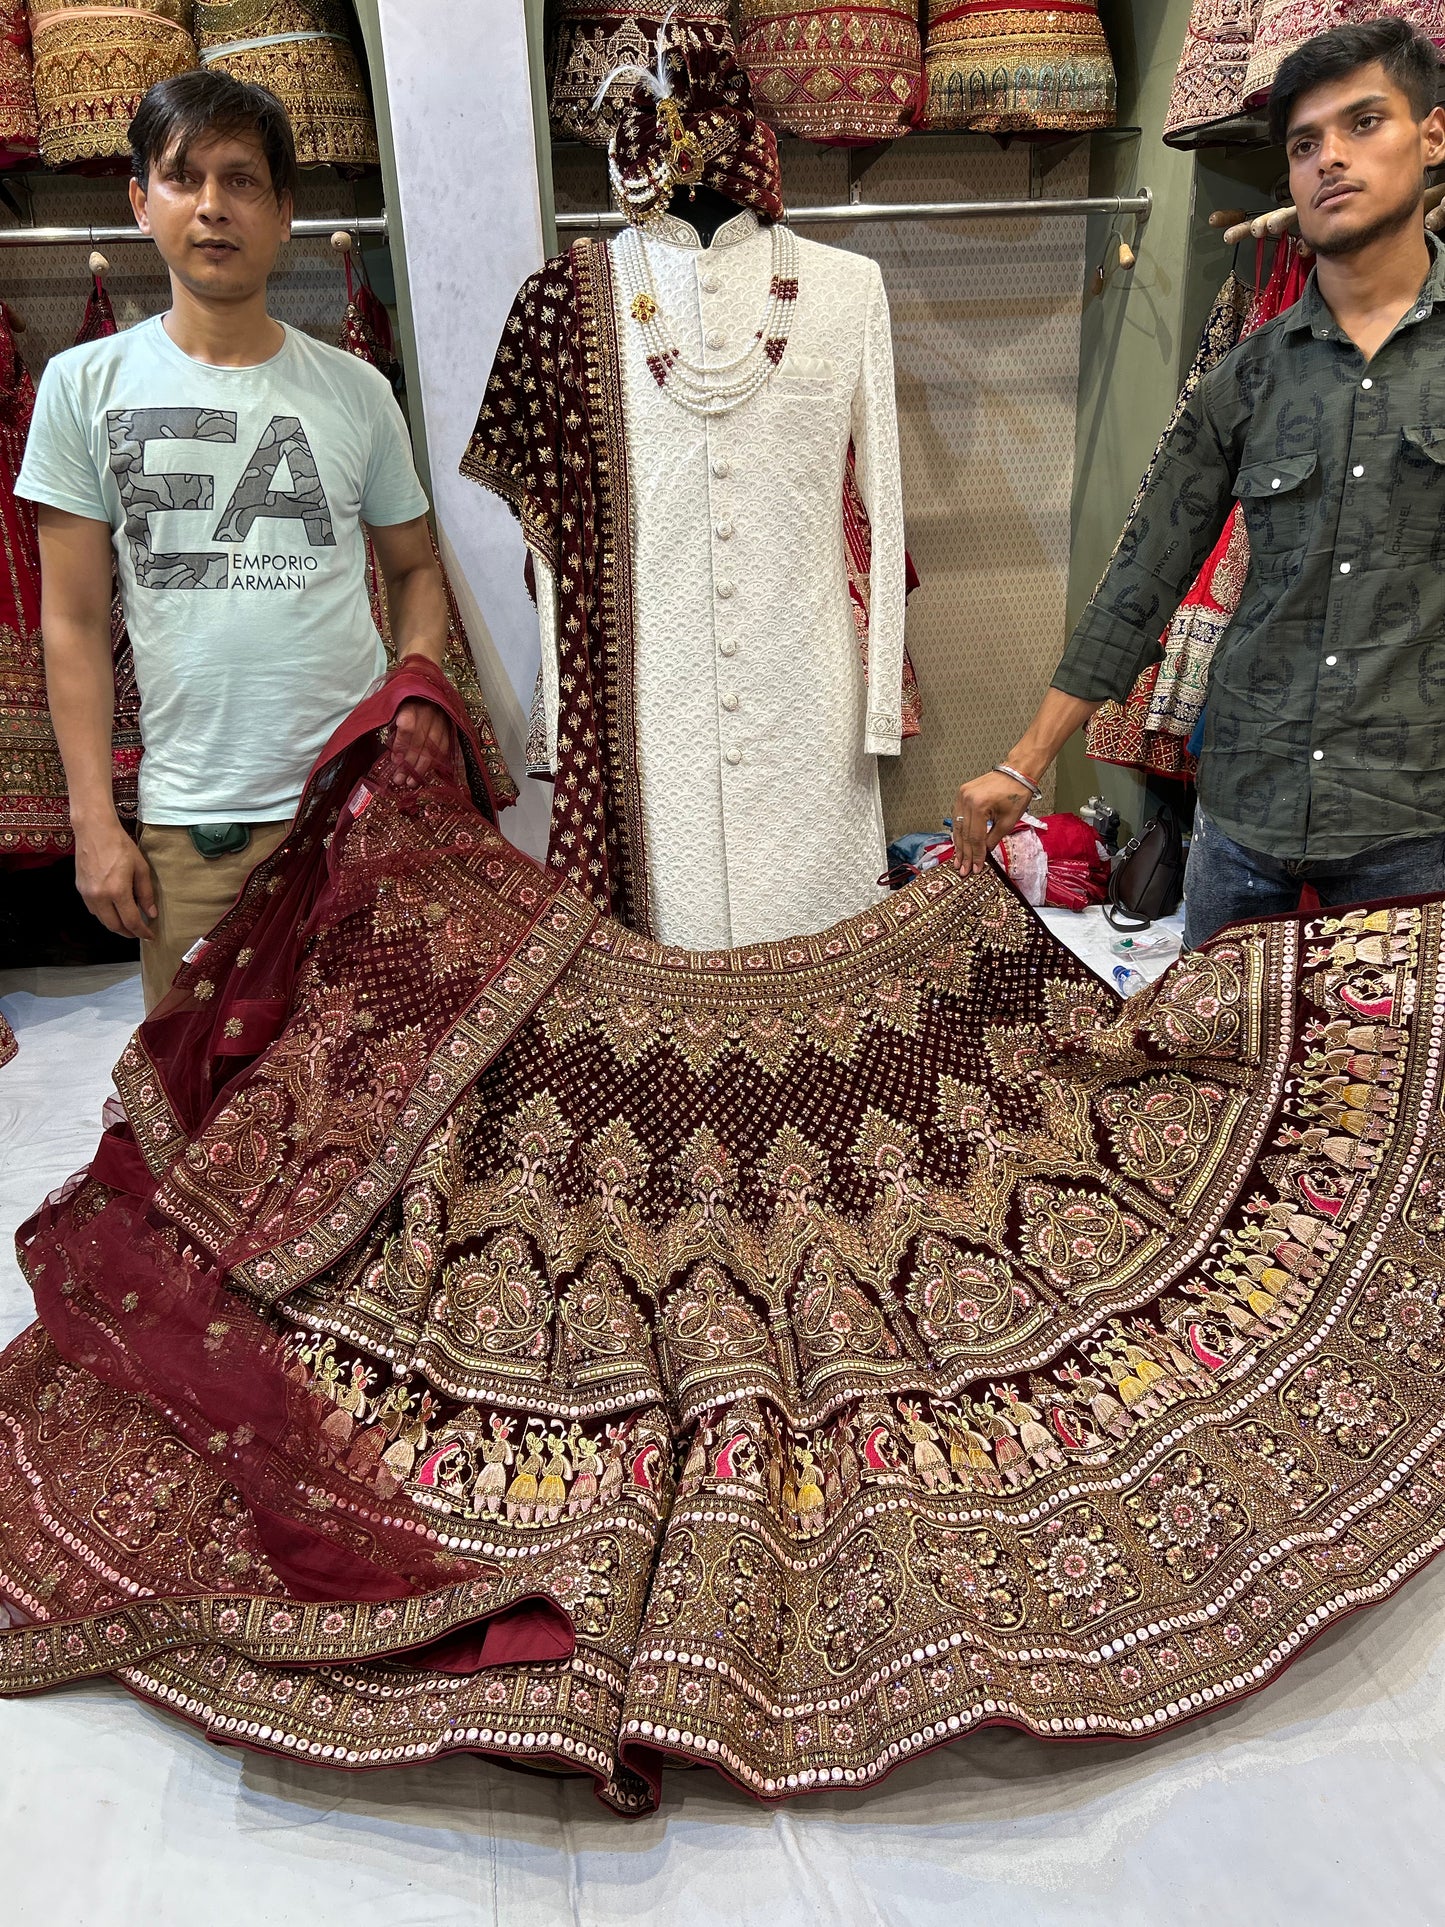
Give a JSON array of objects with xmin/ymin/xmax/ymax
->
[{"xmin": 188, "ymin": 823, "xmax": 252, "ymax": 859}]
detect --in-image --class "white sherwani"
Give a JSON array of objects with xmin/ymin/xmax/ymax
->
[{"xmin": 533, "ymin": 207, "xmax": 906, "ymax": 950}]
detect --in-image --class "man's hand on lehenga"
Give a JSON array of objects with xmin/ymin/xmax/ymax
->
[{"xmin": 391, "ymin": 697, "xmax": 455, "ymax": 789}]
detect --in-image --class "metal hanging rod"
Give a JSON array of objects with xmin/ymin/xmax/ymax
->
[
  {"xmin": 557, "ymin": 188, "xmax": 1152, "ymax": 234},
  {"xmin": 0, "ymin": 213, "xmax": 389, "ymax": 248}
]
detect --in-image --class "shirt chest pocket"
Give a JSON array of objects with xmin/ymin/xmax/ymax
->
[
  {"xmin": 1386, "ymin": 424, "xmax": 1445, "ymax": 554},
  {"xmin": 1231, "ymin": 451, "xmax": 1318, "ymax": 564}
]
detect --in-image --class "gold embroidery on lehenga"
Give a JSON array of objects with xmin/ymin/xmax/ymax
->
[{"xmin": 8, "ymin": 771, "xmax": 1445, "ymax": 1817}]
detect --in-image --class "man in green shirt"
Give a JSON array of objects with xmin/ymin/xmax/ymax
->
[{"xmin": 952, "ymin": 17, "xmax": 1445, "ymax": 947}]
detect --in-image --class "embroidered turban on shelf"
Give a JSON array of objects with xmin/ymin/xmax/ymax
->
[
  {"xmin": 28, "ymin": 0, "xmax": 199, "ymax": 167},
  {"xmin": 1243, "ymin": 0, "xmax": 1445, "ymax": 108},
  {"xmin": 550, "ymin": 1, "xmax": 737, "ymax": 148},
  {"xmin": 922, "ymin": 0, "xmax": 1118, "ymax": 135},
  {"xmin": 736, "ymin": 0, "xmax": 923, "ymax": 144},
  {"xmin": 608, "ymin": 22, "xmax": 785, "ymax": 229},
  {"xmin": 194, "ymin": 0, "xmax": 379, "ymax": 170}
]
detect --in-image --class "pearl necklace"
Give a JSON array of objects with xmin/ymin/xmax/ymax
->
[{"xmin": 614, "ymin": 220, "xmax": 799, "ymax": 418}]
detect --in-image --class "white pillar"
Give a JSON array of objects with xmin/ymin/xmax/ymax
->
[{"xmin": 373, "ymin": 0, "xmax": 552, "ymax": 857}]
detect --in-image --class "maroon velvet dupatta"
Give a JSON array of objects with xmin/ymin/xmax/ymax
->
[
  {"xmin": 463, "ymin": 240, "xmax": 650, "ymax": 928},
  {"xmin": 4, "ymin": 659, "xmax": 1445, "ymax": 1814}
]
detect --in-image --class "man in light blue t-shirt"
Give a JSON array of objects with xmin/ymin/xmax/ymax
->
[{"xmin": 18, "ymin": 69, "xmax": 454, "ymax": 1009}]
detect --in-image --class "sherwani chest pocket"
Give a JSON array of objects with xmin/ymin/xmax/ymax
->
[
  {"xmin": 1386, "ymin": 424, "xmax": 1445, "ymax": 554},
  {"xmin": 1232, "ymin": 450, "xmax": 1318, "ymax": 565}
]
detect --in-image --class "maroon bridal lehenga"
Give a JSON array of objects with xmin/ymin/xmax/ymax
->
[{"xmin": 1, "ymin": 660, "xmax": 1443, "ymax": 1813}]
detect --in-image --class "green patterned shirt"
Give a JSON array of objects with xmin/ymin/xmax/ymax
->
[{"xmin": 1055, "ymin": 234, "xmax": 1445, "ymax": 861}]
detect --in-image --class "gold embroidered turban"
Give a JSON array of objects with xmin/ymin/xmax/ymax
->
[
  {"xmin": 738, "ymin": 0, "xmax": 923, "ymax": 143},
  {"xmin": 194, "ymin": 0, "xmax": 378, "ymax": 169},
  {"xmin": 922, "ymin": 0, "xmax": 1117, "ymax": 134},
  {"xmin": 28, "ymin": 0, "xmax": 199, "ymax": 167}
]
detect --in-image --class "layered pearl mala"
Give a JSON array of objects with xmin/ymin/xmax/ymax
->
[{"xmin": 614, "ymin": 219, "xmax": 799, "ymax": 418}]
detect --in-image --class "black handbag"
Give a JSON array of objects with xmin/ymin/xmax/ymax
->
[{"xmin": 1105, "ymin": 806, "xmax": 1185, "ymax": 931}]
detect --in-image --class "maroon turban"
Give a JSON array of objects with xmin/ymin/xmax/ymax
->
[{"xmin": 607, "ymin": 21, "xmax": 785, "ymax": 228}]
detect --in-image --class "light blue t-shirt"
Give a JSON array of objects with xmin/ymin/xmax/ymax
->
[{"xmin": 17, "ymin": 315, "xmax": 430, "ymax": 823}]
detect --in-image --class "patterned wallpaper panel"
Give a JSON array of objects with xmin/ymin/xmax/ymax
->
[{"xmin": 0, "ymin": 172, "xmax": 371, "ymax": 374}]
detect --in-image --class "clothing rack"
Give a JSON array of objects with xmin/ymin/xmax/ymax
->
[
  {"xmin": 556, "ymin": 189, "xmax": 1153, "ymax": 235},
  {"xmin": 0, "ymin": 214, "xmax": 390, "ymax": 248}
]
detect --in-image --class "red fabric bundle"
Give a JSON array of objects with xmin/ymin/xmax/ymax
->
[{"xmin": 996, "ymin": 811, "xmax": 1111, "ymax": 910}]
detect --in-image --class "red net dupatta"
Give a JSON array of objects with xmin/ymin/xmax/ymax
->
[{"xmin": 10, "ymin": 660, "xmax": 577, "ymax": 1661}]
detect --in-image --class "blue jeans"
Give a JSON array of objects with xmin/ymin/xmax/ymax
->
[{"xmin": 1183, "ymin": 809, "xmax": 1445, "ymax": 949}]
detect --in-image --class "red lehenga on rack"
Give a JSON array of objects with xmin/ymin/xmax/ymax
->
[
  {"xmin": 0, "ymin": 277, "xmax": 141, "ymax": 860},
  {"xmin": 2, "ymin": 659, "xmax": 1445, "ymax": 1814}
]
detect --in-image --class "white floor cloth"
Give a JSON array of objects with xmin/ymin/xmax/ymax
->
[{"xmin": 3, "ymin": 910, "xmax": 1444, "ymax": 1927}]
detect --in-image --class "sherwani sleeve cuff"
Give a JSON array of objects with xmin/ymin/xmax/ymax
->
[
  {"xmin": 531, "ymin": 549, "xmax": 562, "ymax": 775},
  {"xmin": 864, "ymin": 720, "xmax": 903, "ymax": 757}
]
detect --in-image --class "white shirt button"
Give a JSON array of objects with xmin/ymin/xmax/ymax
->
[
  {"xmin": 719, "ymin": 637, "xmax": 737, "ymax": 657},
  {"xmin": 725, "ymin": 748, "xmax": 742, "ymax": 766},
  {"xmin": 711, "ymin": 457, "xmax": 730, "ymax": 479},
  {"xmin": 701, "ymin": 271, "xmax": 719, "ymax": 293},
  {"xmin": 1339, "ymin": 561, "xmax": 1351, "ymax": 574},
  {"xmin": 1325, "ymin": 654, "xmax": 1337, "ymax": 665},
  {"xmin": 1313, "ymin": 749, "xmax": 1325, "ymax": 761},
  {"xmin": 1271, "ymin": 477, "xmax": 1282, "ymax": 490},
  {"xmin": 721, "ymin": 692, "xmax": 739, "ymax": 712},
  {"xmin": 716, "ymin": 580, "xmax": 734, "ymax": 600},
  {"xmin": 715, "ymin": 517, "xmax": 734, "ymax": 540},
  {"xmin": 706, "ymin": 329, "xmax": 725, "ymax": 350},
  {"xmin": 1353, "ymin": 464, "xmax": 1365, "ymax": 477},
  {"xmin": 1361, "ymin": 377, "xmax": 1373, "ymax": 390}
]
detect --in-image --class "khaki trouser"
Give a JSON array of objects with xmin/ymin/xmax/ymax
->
[{"xmin": 138, "ymin": 819, "xmax": 292, "ymax": 1013}]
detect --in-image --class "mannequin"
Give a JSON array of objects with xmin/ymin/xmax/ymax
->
[
  {"xmin": 668, "ymin": 180, "xmax": 747, "ymax": 245},
  {"xmin": 466, "ymin": 27, "xmax": 907, "ymax": 949}
]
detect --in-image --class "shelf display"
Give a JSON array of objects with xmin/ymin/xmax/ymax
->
[
  {"xmin": 1163, "ymin": 0, "xmax": 1258, "ymax": 145},
  {"xmin": 922, "ymin": 0, "xmax": 1117, "ymax": 135},
  {"xmin": 195, "ymin": 0, "xmax": 378, "ymax": 169},
  {"xmin": 28, "ymin": 0, "xmax": 198, "ymax": 168},
  {"xmin": 737, "ymin": 0, "xmax": 922, "ymax": 144},
  {"xmin": 549, "ymin": 2, "xmax": 736, "ymax": 147}
]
